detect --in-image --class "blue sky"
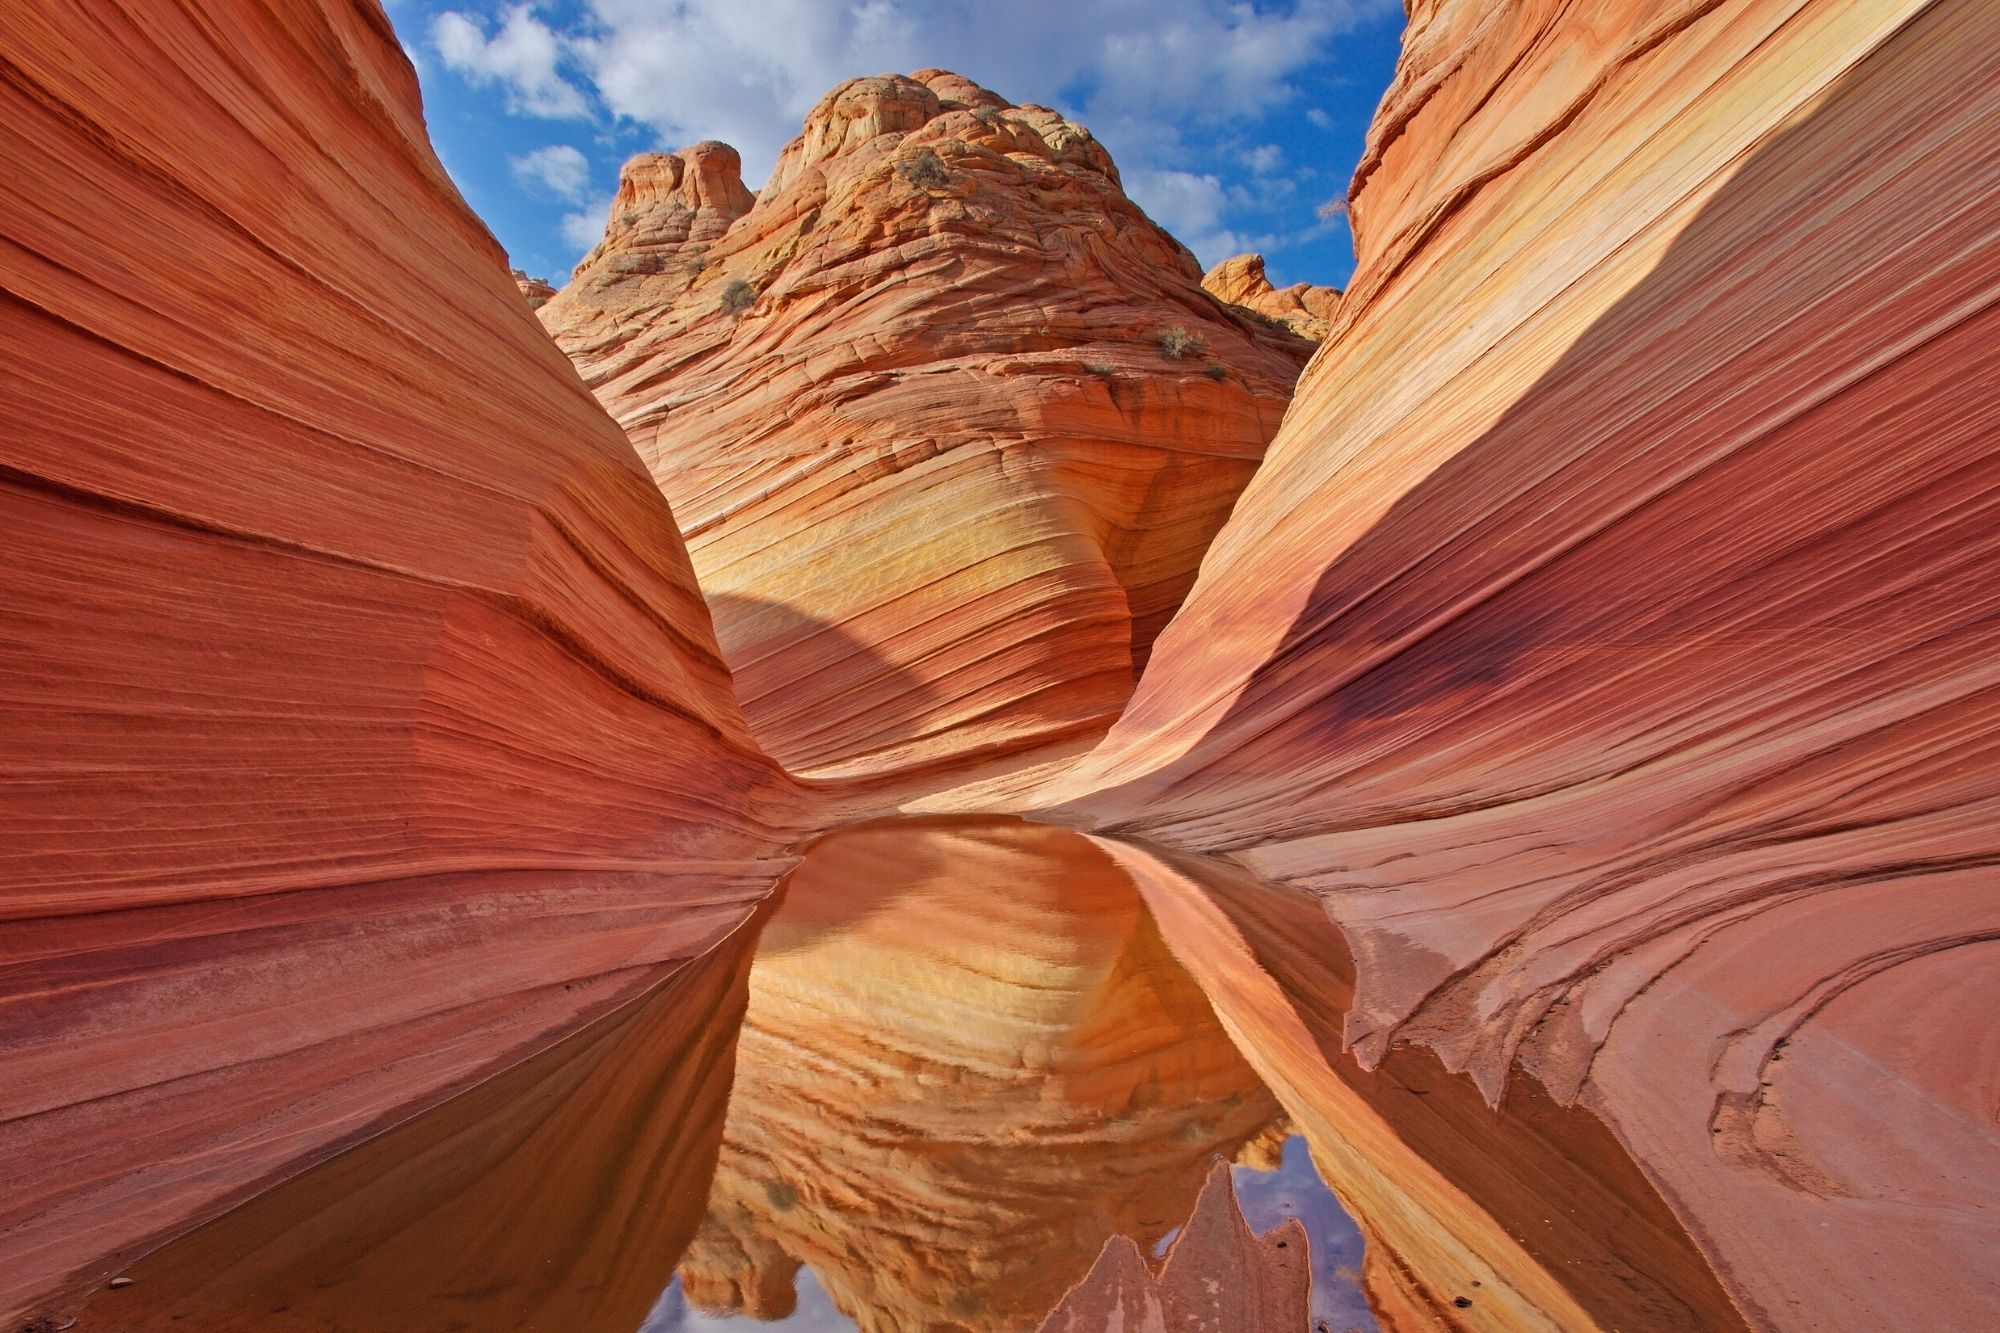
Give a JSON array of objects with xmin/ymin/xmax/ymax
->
[{"xmin": 382, "ymin": 0, "xmax": 1408, "ymax": 290}]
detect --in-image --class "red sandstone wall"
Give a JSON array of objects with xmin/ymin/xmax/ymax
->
[
  {"xmin": 1049, "ymin": 1, "xmax": 2000, "ymax": 1325},
  {"xmin": 0, "ymin": 1, "xmax": 799, "ymax": 1317}
]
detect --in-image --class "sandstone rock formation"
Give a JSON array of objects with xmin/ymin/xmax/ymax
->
[
  {"xmin": 673, "ymin": 818, "xmax": 1285, "ymax": 1331},
  {"xmin": 1048, "ymin": 0, "xmax": 2000, "ymax": 1325},
  {"xmin": 540, "ymin": 72, "xmax": 1312, "ymax": 779},
  {"xmin": 7, "ymin": 0, "xmax": 1999, "ymax": 1326},
  {"xmin": 1038, "ymin": 1161, "xmax": 1309, "ymax": 1333},
  {"xmin": 511, "ymin": 268, "xmax": 557, "ymax": 308},
  {"xmin": 1203, "ymin": 253, "xmax": 1342, "ymax": 342},
  {"xmin": 0, "ymin": 0, "xmax": 797, "ymax": 1319}
]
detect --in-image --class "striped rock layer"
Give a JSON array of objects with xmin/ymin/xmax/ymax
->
[
  {"xmin": 540, "ymin": 71, "xmax": 1311, "ymax": 780},
  {"xmin": 0, "ymin": 0, "xmax": 798, "ymax": 1319},
  {"xmin": 5, "ymin": 0, "xmax": 1999, "ymax": 1328},
  {"xmin": 1047, "ymin": 0, "xmax": 2000, "ymax": 1326}
]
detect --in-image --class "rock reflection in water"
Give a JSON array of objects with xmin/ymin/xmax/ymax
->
[
  {"xmin": 1107, "ymin": 838, "xmax": 1752, "ymax": 1331},
  {"xmin": 74, "ymin": 816, "xmax": 1746, "ymax": 1333},
  {"xmin": 80, "ymin": 913, "xmax": 767, "ymax": 1331},
  {"xmin": 670, "ymin": 816, "xmax": 1291, "ymax": 1331}
]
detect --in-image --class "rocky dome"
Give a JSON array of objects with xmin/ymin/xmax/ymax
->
[{"xmin": 541, "ymin": 70, "xmax": 1313, "ymax": 779}]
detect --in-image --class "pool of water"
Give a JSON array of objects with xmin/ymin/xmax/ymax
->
[{"xmin": 79, "ymin": 817, "xmax": 1742, "ymax": 1332}]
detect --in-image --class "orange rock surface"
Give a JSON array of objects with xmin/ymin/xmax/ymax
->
[
  {"xmin": 1203, "ymin": 253, "xmax": 1342, "ymax": 342},
  {"xmin": 1049, "ymin": 0, "xmax": 2000, "ymax": 1325},
  {"xmin": 0, "ymin": 0, "xmax": 797, "ymax": 1318},
  {"xmin": 540, "ymin": 72, "xmax": 1312, "ymax": 779},
  {"xmin": 68, "ymin": 916, "xmax": 765, "ymax": 1332},
  {"xmin": 1107, "ymin": 838, "xmax": 1746, "ymax": 1331},
  {"xmin": 7, "ymin": 0, "xmax": 1999, "ymax": 1326}
]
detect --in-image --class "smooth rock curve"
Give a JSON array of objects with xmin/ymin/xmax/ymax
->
[
  {"xmin": 1048, "ymin": 0, "xmax": 2000, "ymax": 1325},
  {"xmin": 0, "ymin": 0, "xmax": 799, "ymax": 1319}
]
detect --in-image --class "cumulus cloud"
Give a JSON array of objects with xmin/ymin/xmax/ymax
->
[
  {"xmin": 559, "ymin": 195, "xmax": 614, "ymax": 254},
  {"xmin": 425, "ymin": 0, "xmax": 1396, "ymax": 269},
  {"xmin": 432, "ymin": 0, "xmax": 1383, "ymax": 176},
  {"xmin": 1124, "ymin": 168, "xmax": 1260, "ymax": 267},
  {"xmin": 510, "ymin": 143, "xmax": 592, "ymax": 201},
  {"xmin": 431, "ymin": 5, "xmax": 588, "ymax": 118}
]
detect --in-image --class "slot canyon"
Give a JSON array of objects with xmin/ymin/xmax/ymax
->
[{"xmin": 2, "ymin": 0, "xmax": 1995, "ymax": 1330}]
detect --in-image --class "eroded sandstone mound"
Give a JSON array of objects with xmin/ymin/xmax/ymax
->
[
  {"xmin": 1202, "ymin": 253, "xmax": 1341, "ymax": 342},
  {"xmin": 540, "ymin": 71, "xmax": 1312, "ymax": 779},
  {"xmin": 1048, "ymin": 0, "xmax": 2000, "ymax": 1325},
  {"xmin": 0, "ymin": 0, "xmax": 797, "ymax": 1317}
]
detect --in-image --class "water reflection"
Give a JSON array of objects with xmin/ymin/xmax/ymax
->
[
  {"xmin": 79, "ymin": 916, "xmax": 765, "ymax": 1331},
  {"xmin": 664, "ymin": 817, "xmax": 1298, "ymax": 1330},
  {"xmin": 1105, "ymin": 837, "xmax": 1749, "ymax": 1331},
  {"xmin": 80, "ymin": 817, "xmax": 1740, "ymax": 1332}
]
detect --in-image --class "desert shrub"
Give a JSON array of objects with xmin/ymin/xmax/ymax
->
[
  {"xmin": 1083, "ymin": 360, "xmax": 1115, "ymax": 380},
  {"xmin": 1154, "ymin": 325, "xmax": 1206, "ymax": 360},
  {"xmin": 899, "ymin": 149, "xmax": 950, "ymax": 190},
  {"xmin": 719, "ymin": 278, "xmax": 756, "ymax": 315},
  {"xmin": 1204, "ymin": 361, "xmax": 1229, "ymax": 381}
]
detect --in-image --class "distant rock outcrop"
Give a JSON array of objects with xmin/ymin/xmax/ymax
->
[
  {"xmin": 1038, "ymin": 1162, "xmax": 1309, "ymax": 1333},
  {"xmin": 1048, "ymin": 0, "xmax": 2000, "ymax": 1326},
  {"xmin": 541, "ymin": 71, "xmax": 1313, "ymax": 779},
  {"xmin": 1202, "ymin": 253, "xmax": 1341, "ymax": 342},
  {"xmin": 511, "ymin": 268, "xmax": 557, "ymax": 307}
]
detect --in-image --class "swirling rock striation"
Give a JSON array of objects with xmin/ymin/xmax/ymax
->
[
  {"xmin": 0, "ymin": 0, "xmax": 797, "ymax": 1319},
  {"xmin": 1049, "ymin": 0, "xmax": 2000, "ymax": 1326},
  {"xmin": 541, "ymin": 71, "xmax": 1312, "ymax": 780}
]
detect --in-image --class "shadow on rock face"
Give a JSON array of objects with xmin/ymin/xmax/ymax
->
[{"xmin": 705, "ymin": 591, "xmax": 945, "ymax": 780}]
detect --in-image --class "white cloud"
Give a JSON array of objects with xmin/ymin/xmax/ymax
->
[
  {"xmin": 559, "ymin": 194, "xmax": 615, "ymax": 255},
  {"xmin": 1087, "ymin": 0, "xmax": 1374, "ymax": 122},
  {"xmin": 510, "ymin": 143, "xmax": 592, "ymax": 201},
  {"xmin": 1124, "ymin": 168, "xmax": 1250, "ymax": 267},
  {"xmin": 423, "ymin": 0, "xmax": 1396, "ymax": 271},
  {"xmin": 462, "ymin": 0, "xmax": 1389, "ymax": 185},
  {"xmin": 431, "ymin": 5, "xmax": 589, "ymax": 118},
  {"xmin": 1306, "ymin": 107, "xmax": 1335, "ymax": 129}
]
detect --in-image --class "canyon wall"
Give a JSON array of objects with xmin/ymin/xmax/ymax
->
[
  {"xmin": 1050, "ymin": 0, "xmax": 2000, "ymax": 1325},
  {"xmin": 0, "ymin": 0, "xmax": 798, "ymax": 1318},
  {"xmin": 540, "ymin": 73, "xmax": 1310, "ymax": 780}
]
